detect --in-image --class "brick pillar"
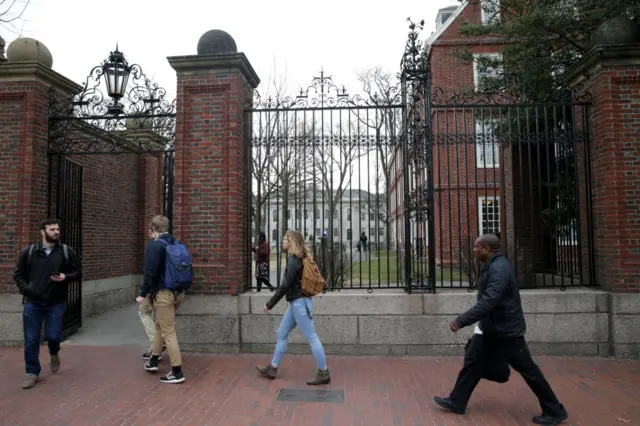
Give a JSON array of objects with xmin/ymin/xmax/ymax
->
[
  {"xmin": 565, "ymin": 43, "xmax": 640, "ymax": 358},
  {"xmin": 565, "ymin": 44, "xmax": 640, "ymax": 293},
  {"xmin": 0, "ymin": 61, "xmax": 80, "ymax": 293},
  {"xmin": 168, "ymin": 42, "xmax": 260, "ymax": 295}
]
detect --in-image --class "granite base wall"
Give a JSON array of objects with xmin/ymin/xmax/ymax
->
[{"xmin": 172, "ymin": 289, "xmax": 638, "ymax": 358}]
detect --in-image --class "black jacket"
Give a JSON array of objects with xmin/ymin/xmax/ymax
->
[
  {"xmin": 266, "ymin": 255, "xmax": 303, "ymax": 310},
  {"xmin": 13, "ymin": 242, "xmax": 81, "ymax": 306},
  {"xmin": 456, "ymin": 254, "xmax": 526, "ymax": 339},
  {"xmin": 140, "ymin": 234, "xmax": 174, "ymax": 297}
]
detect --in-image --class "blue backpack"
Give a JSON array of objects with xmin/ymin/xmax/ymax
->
[{"xmin": 158, "ymin": 239, "xmax": 193, "ymax": 292}]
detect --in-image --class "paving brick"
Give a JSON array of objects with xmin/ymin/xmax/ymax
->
[{"xmin": 0, "ymin": 346, "xmax": 638, "ymax": 425}]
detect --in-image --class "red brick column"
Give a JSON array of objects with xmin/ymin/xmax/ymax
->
[
  {"xmin": 168, "ymin": 52, "xmax": 259, "ymax": 295},
  {"xmin": 565, "ymin": 44, "xmax": 640, "ymax": 293},
  {"xmin": 0, "ymin": 62, "xmax": 80, "ymax": 293}
]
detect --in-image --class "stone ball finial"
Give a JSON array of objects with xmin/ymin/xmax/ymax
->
[
  {"xmin": 6, "ymin": 37, "xmax": 53, "ymax": 68},
  {"xmin": 591, "ymin": 16, "xmax": 640, "ymax": 46},
  {"xmin": 197, "ymin": 30, "xmax": 237, "ymax": 55}
]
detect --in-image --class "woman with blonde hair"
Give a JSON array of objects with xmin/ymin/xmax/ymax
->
[{"xmin": 256, "ymin": 230, "xmax": 330, "ymax": 385}]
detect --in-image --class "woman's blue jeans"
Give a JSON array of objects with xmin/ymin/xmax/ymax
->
[{"xmin": 271, "ymin": 297, "xmax": 327, "ymax": 370}]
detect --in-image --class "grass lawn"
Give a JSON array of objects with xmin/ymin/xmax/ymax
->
[{"xmin": 348, "ymin": 257, "xmax": 464, "ymax": 284}]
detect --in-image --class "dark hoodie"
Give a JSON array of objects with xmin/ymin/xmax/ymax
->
[{"xmin": 140, "ymin": 233, "xmax": 174, "ymax": 297}]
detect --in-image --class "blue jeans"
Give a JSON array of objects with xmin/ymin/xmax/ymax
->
[
  {"xmin": 271, "ymin": 298, "xmax": 327, "ymax": 370},
  {"xmin": 23, "ymin": 302, "xmax": 66, "ymax": 376}
]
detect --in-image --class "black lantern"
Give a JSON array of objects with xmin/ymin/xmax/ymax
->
[{"xmin": 102, "ymin": 44, "xmax": 130, "ymax": 115}]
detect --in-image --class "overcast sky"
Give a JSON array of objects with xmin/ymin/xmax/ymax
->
[{"xmin": 8, "ymin": 0, "xmax": 456, "ymax": 100}]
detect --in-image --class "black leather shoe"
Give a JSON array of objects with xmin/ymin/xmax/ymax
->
[
  {"xmin": 433, "ymin": 396, "xmax": 465, "ymax": 415},
  {"xmin": 532, "ymin": 412, "xmax": 568, "ymax": 425}
]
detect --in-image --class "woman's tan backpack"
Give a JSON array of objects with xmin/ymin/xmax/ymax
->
[{"xmin": 300, "ymin": 255, "xmax": 327, "ymax": 296}]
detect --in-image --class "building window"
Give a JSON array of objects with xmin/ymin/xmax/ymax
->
[
  {"xmin": 272, "ymin": 229, "xmax": 277, "ymax": 241},
  {"xmin": 347, "ymin": 208, "xmax": 352, "ymax": 221},
  {"xmin": 481, "ymin": 0, "xmax": 500, "ymax": 25},
  {"xmin": 475, "ymin": 120, "xmax": 500, "ymax": 168},
  {"xmin": 272, "ymin": 209, "xmax": 277, "ymax": 222},
  {"xmin": 473, "ymin": 53, "xmax": 501, "ymax": 90},
  {"xmin": 304, "ymin": 209, "xmax": 309, "ymax": 219},
  {"xmin": 347, "ymin": 228, "xmax": 352, "ymax": 241},
  {"xmin": 478, "ymin": 196, "xmax": 500, "ymax": 235}
]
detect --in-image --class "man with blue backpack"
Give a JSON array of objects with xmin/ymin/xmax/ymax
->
[{"xmin": 136, "ymin": 215, "xmax": 192, "ymax": 384}]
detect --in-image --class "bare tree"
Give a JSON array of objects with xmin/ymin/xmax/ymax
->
[
  {"xmin": 1, "ymin": 0, "xmax": 30, "ymax": 33},
  {"xmin": 354, "ymin": 67, "xmax": 401, "ymax": 251},
  {"xmin": 251, "ymin": 63, "xmax": 290, "ymax": 244}
]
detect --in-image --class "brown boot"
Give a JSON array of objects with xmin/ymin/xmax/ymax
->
[
  {"xmin": 256, "ymin": 364, "xmax": 278, "ymax": 380},
  {"xmin": 306, "ymin": 369, "xmax": 331, "ymax": 385}
]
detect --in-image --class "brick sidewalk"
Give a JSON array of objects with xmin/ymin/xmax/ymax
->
[{"xmin": 0, "ymin": 346, "xmax": 638, "ymax": 426}]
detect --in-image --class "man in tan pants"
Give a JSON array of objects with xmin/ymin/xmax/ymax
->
[
  {"xmin": 136, "ymin": 216, "xmax": 188, "ymax": 384},
  {"xmin": 139, "ymin": 299, "xmax": 166, "ymax": 360}
]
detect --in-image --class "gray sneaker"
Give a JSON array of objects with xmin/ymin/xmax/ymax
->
[
  {"xmin": 50, "ymin": 354, "xmax": 60, "ymax": 373},
  {"xmin": 21, "ymin": 374, "xmax": 37, "ymax": 389}
]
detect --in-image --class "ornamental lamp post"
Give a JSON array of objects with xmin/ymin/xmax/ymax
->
[{"xmin": 102, "ymin": 44, "xmax": 131, "ymax": 115}]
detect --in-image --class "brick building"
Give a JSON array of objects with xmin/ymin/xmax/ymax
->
[{"xmin": 390, "ymin": 2, "xmax": 506, "ymax": 270}]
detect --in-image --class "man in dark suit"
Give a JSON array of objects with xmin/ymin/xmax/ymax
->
[{"xmin": 433, "ymin": 234, "xmax": 568, "ymax": 426}]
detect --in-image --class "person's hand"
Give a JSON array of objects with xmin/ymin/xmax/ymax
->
[
  {"xmin": 51, "ymin": 273, "xmax": 65, "ymax": 282},
  {"xmin": 264, "ymin": 305, "xmax": 270, "ymax": 313},
  {"xmin": 136, "ymin": 296, "xmax": 145, "ymax": 304},
  {"xmin": 450, "ymin": 320, "xmax": 460, "ymax": 333}
]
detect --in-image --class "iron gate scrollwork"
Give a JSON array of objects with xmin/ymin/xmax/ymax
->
[
  {"xmin": 401, "ymin": 19, "xmax": 436, "ymax": 293},
  {"xmin": 47, "ymin": 46, "xmax": 176, "ymax": 336}
]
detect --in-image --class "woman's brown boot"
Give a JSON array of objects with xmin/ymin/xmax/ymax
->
[
  {"xmin": 306, "ymin": 369, "xmax": 331, "ymax": 385},
  {"xmin": 256, "ymin": 364, "xmax": 278, "ymax": 380}
]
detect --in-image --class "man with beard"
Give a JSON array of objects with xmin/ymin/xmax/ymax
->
[
  {"xmin": 433, "ymin": 234, "xmax": 568, "ymax": 426},
  {"xmin": 13, "ymin": 219, "xmax": 81, "ymax": 389}
]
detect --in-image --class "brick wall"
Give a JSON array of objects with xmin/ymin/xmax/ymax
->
[
  {"xmin": 48, "ymin": 151, "xmax": 160, "ymax": 281},
  {"xmin": 0, "ymin": 66, "xmax": 163, "ymax": 293}
]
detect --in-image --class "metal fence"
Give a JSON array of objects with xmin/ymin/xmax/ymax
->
[
  {"xmin": 245, "ymin": 21, "xmax": 594, "ymax": 293},
  {"xmin": 427, "ymin": 100, "xmax": 594, "ymax": 290}
]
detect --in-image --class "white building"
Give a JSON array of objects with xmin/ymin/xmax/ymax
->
[{"xmin": 256, "ymin": 189, "xmax": 388, "ymax": 248}]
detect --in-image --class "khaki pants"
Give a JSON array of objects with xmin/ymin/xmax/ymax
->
[
  {"xmin": 139, "ymin": 297, "xmax": 156, "ymax": 348},
  {"xmin": 151, "ymin": 290, "xmax": 185, "ymax": 367}
]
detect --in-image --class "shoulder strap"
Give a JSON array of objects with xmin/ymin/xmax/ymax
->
[{"xmin": 26, "ymin": 244, "xmax": 36, "ymax": 269}]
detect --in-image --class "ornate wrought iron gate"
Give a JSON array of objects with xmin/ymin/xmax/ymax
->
[
  {"xmin": 246, "ymin": 19, "xmax": 594, "ymax": 293},
  {"xmin": 47, "ymin": 47, "xmax": 176, "ymax": 336}
]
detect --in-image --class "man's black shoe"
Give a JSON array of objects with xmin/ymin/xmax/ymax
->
[
  {"xmin": 433, "ymin": 396, "xmax": 465, "ymax": 415},
  {"xmin": 532, "ymin": 412, "xmax": 568, "ymax": 425}
]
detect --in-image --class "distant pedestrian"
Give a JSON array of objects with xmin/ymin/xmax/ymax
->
[
  {"xmin": 138, "ymin": 215, "xmax": 192, "ymax": 384},
  {"xmin": 13, "ymin": 219, "xmax": 81, "ymax": 389},
  {"xmin": 252, "ymin": 231, "xmax": 274, "ymax": 292},
  {"xmin": 433, "ymin": 234, "xmax": 568, "ymax": 426},
  {"xmin": 256, "ymin": 230, "xmax": 330, "ymax": 385},
  {"xmin": 360, "ymin": 232, "xmax": 368, "ymax": 252}
]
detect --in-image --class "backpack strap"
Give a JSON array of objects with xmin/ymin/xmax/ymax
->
[{"xmin": 26, "ymin": 244, "xmax": 36, "ymax": 270}]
